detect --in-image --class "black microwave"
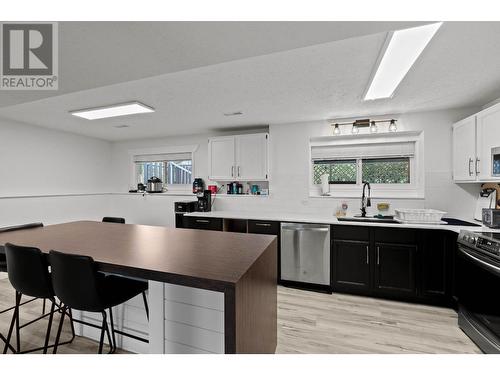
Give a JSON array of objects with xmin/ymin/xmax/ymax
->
[{"xmin": 174, "ymin": 201, "xmax": 197, "ymax": 213}]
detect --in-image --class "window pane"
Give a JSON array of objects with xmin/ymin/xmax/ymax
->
[
  {"xmin": 166, "ymin": 159, "xmax": 192, "ymax": 185},
  {"xmin": 313, "ymin": 159, "xmax": 357, "ymax": 184},
  {"xmin": 136, "ymin": 161, "xmax": 166, "ymax": 185},
  {"xmin": 362, "ymin": 158, "xmax": 410, "ymax": 184}
]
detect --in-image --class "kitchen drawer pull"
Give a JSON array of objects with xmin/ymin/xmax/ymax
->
[
  {"xmin": 476, "ymin": 157, "xmax": 480, "ymax": 175},
  {"xmin": 376, "ymin": 246, "xmax": 380, "ymax": 265},
  {"xmin": 238, "ymin": 166, "xmax": 241, "ymax": 177},
  {"xmin": 195, "ymin": 219, "xmax": 210, "ymax": 224},
  {"xmin": 255, "ymin": 223, "xmax": 272, "ymax": 227},
  {"xmin": 366, "ymin": 245, "xmax": 369, "ymax": 265},
  {"xmin": 231, "ymin": 166, "xmax": 234, "ymax": 177},
  {"xmin": 468, "ymin": 158, "xmax": 474, "ymax": 176}
]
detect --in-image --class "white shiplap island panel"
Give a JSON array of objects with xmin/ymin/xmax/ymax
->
[
  {"xmin": 150, "ymin": 281, "xmax": 224, "ymax": 354},
  {"xmin": 74, "ymin": 281, "xmax": 224, "ymax": 354}
]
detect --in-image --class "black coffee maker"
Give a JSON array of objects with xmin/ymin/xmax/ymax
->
[
  {"xmin": 192, "ymin": 178, "xmax": 211, "ymax": 212},
  {"xmin": 196, "ymin": 190, "xmax": 212, "ymax": 212}
]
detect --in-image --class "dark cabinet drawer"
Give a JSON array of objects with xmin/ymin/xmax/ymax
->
[
  {"xmin": 247, "ymin": 220, "xmax": 280, "ymax": 235},
  {"xmin": 332, "ymin": 225, "xmax": 370, "ymax": 241},
  {"xmin": 184, "ymin": 216, "xmax": 223, "ymax": 231}
]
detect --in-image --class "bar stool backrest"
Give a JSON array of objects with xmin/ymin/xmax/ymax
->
[
  {"xmin": 4, "ymin": 243, "xmax": 53, "ymax": 299},
  {"xmin": 49, "ymin": 250, "xmax": 105, "ymax": 312}
]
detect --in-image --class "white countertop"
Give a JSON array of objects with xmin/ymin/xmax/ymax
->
[{"xmin": 184, "ymin": 210, "xmax": 500, "ymax": 234}]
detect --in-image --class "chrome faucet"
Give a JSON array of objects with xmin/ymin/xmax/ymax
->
[{"xmin": 360, "ymin": 182, "xmax": 371, "ymax": 217}]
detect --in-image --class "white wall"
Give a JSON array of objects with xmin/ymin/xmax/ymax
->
[
  {"xmin": 0, "ymin": 119, "xmax": 112, "ymax": 226},
  {"xmin": 107, "ymin": 107, "xmax": 483, "ymax": 225},
  {"xmin": 0, "ymin": 106, "xmax": 482, "ymax": 228}
]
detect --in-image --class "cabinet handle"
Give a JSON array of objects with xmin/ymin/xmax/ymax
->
[
  {"xmin": 255, "ymin": 223, "xmax": 271, "ymax": 227},
  {"xmin": 195, "ymin": 219, "xmax": 210, "ymax": 224},
  {"xmin": 468, "ymin": 158, "xmax": 474, "ymax": 176},
  {"xmin": 476, "ymin": 157, "xmax": 480, "ymax": 175},
  {"xmin": 376, "ymin": 246, "xmax": 380, "ymax": 265},
  {"xmin": 366, "ymin": 245, "xmax": 369, "ymax": 265},
  {"xmin": 231, "ymin": 166, "xmax": 234, "ymax": 177},
  {"xmin": 238, "ymin": 166, "xmax": 241, "ymax": 177}
]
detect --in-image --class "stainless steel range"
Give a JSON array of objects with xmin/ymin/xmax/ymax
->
[{"xmin": 457, "ymin": 230, "xmax": 500, "ymax": 353}]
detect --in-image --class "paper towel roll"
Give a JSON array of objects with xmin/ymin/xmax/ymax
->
[{"xmin": 321, "ymin": 174, "xmax": 329, "ymax": 195}]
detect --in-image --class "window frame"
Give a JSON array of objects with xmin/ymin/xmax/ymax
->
[
  {"xmin": 128, "ymin": 145, "xmax": 198, "ymax": 192},
  {"xmin": 309, "ymin": 131, "xmax": 424, "ymax": 199}
]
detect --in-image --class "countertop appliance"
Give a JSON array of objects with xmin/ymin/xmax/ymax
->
[
  {"xmin": 474, "ymin": 186, "xmax": 497, "ymax": 221},
  {"xmin": 456, "ymin": 230, "xmax": 500, "ymax": 353},
  {"xmin": 174, "ymin": 201, "xmax": 197, "ymax": 228},
  {"xmin": 482, "ymin": 209, "xmax": 500, "ymax": 228},
  {"xmin": 192, "ymin": 178, "xmax": 204, "ymax": 194},
  {"xmin": 196, "ymin": 190, "xmax": 212, "ymax": 212},
  {"xmin": 280, "ymin": 223, "xmax": 330, "ymax": 289},
  {"xmin": 146, "ymin": 177, "xmax": 163, "ymax": 193}
]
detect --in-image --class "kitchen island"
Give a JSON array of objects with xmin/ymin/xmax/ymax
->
[{"xmin": 0, "ymin": 221, "xmax": 277, "ymax": 354}]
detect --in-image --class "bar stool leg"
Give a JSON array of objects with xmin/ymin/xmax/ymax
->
[
  {"xmin": 53, "ymin": 304, "xmax": 67, "ymax": 354},
  {"xmin": 43, "ymin": 300, "xmax": 55, "ymax": 354},
  {"xmin": 42, "ymin": 299, "xmax": 46, "ymax": 315},
  {"xmin": 108, "ymin": 308, "xmax": 117, "ymax": 353},
  {"xmin": 67, "ymin": 308, "xmax": 76, "ymax": 343},
  {"xmin": 142, "ymin": 291, "xmax": 149, "ymax": 321},
  {"xmin": 98, "ymin": 311, "xmax": 107, "ymax": 354},
  {"xmin": 3, "ymin": 292, "xmax": 20, "ymax": 354}
]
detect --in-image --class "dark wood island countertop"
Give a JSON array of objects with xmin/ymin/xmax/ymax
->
[{"xmin": 0, "ymin": 221, "xmax": 278, "ymax": 353}]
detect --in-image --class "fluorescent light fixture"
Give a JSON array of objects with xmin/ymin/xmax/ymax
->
[
  {"xmin": 70, "ymin": 101, "xmax": 154, "ymax": 120},
  {"xmin": 364, "ymin": 22, "xmax": 442, "ymax": 100}
]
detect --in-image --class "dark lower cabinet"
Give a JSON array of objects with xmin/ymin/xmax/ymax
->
[
  {"xmin": 374, "ymin": 242, "xmax": 417, "ymax": 297},
  {"xmin": 332, "ymin": 240, "xmax": 370, "ymax": 293},
  {"xmin": 419, "ymin": 230, "xmax": 454, "ymax": 302},
  {"xmin": 331, "ymin": 225, "xmax": 453, "ymax": 306}
]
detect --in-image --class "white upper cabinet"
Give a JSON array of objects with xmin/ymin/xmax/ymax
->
[
  {"xmin": 235, "ymin": 133, "xmax": 268, "ymax": 180},
  {"xmin": 452, "ymin": 102, "xmax": 500, "ymax": 182},
  {"xmin": 208, "ymin": 133, "xmax": 269, "ymax": 181},
  {"xmin": 208, "ymin": 136, "xmax": 236, "ymax": 180},
  {"xmin": 452, "ymin": 116, "xmax": 476, "ymax": 181},
  {"xmin": 477, "ymin": 104, "xmax": 500, "ymax": 181}
]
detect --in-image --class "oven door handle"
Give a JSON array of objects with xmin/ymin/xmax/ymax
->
[{"xmin": 459, "ymin": 245, "xmax": 500, "ymax": 276}]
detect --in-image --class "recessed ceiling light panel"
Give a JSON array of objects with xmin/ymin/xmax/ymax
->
[
  {"xmin": 70, "ymin": 101, "xmax": 154, "ymax": 120},
  {"xmin": 364, "ymin": 22, "xmax": 442, "ymax": 101}
]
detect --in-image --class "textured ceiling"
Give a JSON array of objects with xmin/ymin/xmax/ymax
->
[{"xmin": 1, "ymin": 21, "xmax": 500, "ymax": 141}]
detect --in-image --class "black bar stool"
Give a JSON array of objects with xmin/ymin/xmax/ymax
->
[
  {"xmin": 102, "ymin": 217, "xmax": 126, "ymax": 224},
  {"xmin": 3, "ymin": 243, "xmax": 75, "ymax": 354},
  {"xmin": 49, "ymin": 250, "xmax": 149, "ymax": 354},
  {"xmin": 100, "ymin": 217, "xmax": 149, "ymax": 320},
  {"xmin": 0, "ymin": 223, "xmax": 48, "ymax": 353}
]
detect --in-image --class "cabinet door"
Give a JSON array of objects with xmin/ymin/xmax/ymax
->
[
  {"xmin": 452, "ymin": 116, "xmax": 476, "ymax": 181},
  {"xmin": 419, "ymin": 230, "xmax": 451, "ymax": 300},
  {"xmin": 332, "ymin": 239, "xmax": 371, "ymax": 293},
  {"xmin": 235, "ymin": 134, "xmax": 268, "ymax": 181},
  {"xmin": 208, "ymin": 137, "xmax": 235, "ymax": 180},
  {"xmin": 374, "ymin": 243, "xmax": 417, "ymax": 297},
  {"xmin": 477, "ymin": 103, "xmax": 500, "ymax": 181}
]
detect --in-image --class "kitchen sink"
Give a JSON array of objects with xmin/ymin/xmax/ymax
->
[{"xmin": 337, "ymin": 216, "xmax": 400, "ymax": 224}]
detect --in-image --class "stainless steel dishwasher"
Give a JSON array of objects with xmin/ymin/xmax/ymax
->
[{"xmin": 280, "ymin": 223, "xmax": 330, "ymax": 286}]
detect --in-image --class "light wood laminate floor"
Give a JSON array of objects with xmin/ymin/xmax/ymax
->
[{"xmin": 0, "ymin": 277, "xmax": 480, "ymax": 354}]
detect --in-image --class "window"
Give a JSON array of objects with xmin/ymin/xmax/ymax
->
[
  {"xmin": 133, "ymin": 152, "xmax": 193, "ymax": 188},
  {"xmin": 313, "ymin": 159, "xmax": 357, "ymax": 184},
  {"xmin": 310, "ymin": 132, "xmax": 423, "ymax": 198},
  {"xmin": 313, "ymin": 157, "xmax": 410, "ymax": 185},
  {"xmin": 362, "ymin": 158, "xmax": 410, "ymax": 184}
]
